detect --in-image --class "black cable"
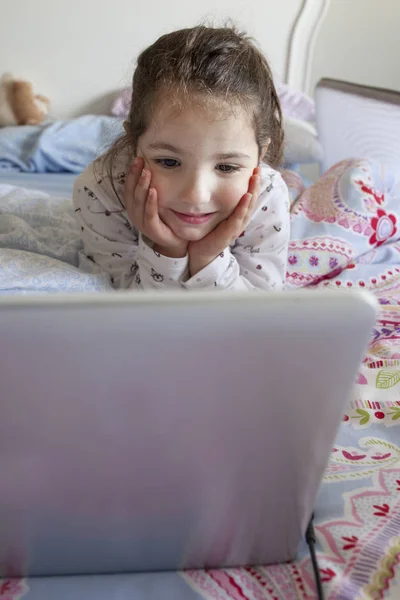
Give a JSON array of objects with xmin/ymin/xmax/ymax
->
[{"xmin": 305, "ymin": 514, "xmax": 324, "ymax": 600}]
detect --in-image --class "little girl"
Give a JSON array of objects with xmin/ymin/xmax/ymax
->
[{"xmin": 73, "ymin": 25, "xmax": 290, "ymax": 291}]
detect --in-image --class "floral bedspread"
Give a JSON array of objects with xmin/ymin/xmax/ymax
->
[{"xmin": 1, "ymin": 159, "xmax": 399, "ymax": 599}]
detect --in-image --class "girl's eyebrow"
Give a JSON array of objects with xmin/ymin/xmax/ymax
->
[
  {"xmin": 215, "ymin": 152, "xmax": 251, "ymax": 160},
  {"xmin": 148, "ymin": 142, "xmax": 182, "ymax": 153},
  {"xmin": 147, "ymin": 142, "xmax": 251, "ymax": 160}
]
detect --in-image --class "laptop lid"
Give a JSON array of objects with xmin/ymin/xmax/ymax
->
[{"xmin": 0, "ymin": 290, "xmax": 376, "ymax": 576}]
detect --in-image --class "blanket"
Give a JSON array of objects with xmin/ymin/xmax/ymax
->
[
  {"xmin": 0, "ymin": 116, "xmax": 123, "ymax": 173},
  {"xmin": 0, "ymin": 159, "xmax": 399, "ymax": 599},
  {"xmin": 0, "ymin": 184, "xmax": 111, "ymax": 293}
]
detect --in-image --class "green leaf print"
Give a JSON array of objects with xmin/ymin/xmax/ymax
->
[
  {"xmin": 389, "ymin": 407, "xmax": 400, "ymax": 421},
  {"xmin": 355, "ymin": 409, "xmax": 370, "ymax": 425},
  {"xmin": 376, "ymin": 369, "xmax": 400, "ymax": 389}
]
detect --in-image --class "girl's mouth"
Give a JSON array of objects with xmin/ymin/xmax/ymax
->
[{"xmin": 172, "ymin": 210, "xmax": 215, "ymax": 225}]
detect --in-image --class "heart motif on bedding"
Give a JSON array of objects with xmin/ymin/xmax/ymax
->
[{"xmin": 338, "ymin": 218, "xmax": 350, "ymax": 229}]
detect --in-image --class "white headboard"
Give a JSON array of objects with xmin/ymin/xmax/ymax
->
[{"xmin": 0, "ymin": 0, "xmax": 328, "ymax": 119}]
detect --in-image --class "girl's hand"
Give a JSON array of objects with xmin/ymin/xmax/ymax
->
[
  {"xmin": 124, "ymin": 157, "xmax": 188, "ymax": 258},
  {"xmin": 188, "ymin": 167, "xmax": 262, "ymax": 276}
]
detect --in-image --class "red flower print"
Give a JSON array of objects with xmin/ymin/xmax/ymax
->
[
  {"xmin": 288, "ymin": 255, "xmax": 298, "ymax": 265},
  {"xmin": 373, "ymin": 503, "xmax": 390, "ymax": 517},
  {"xmin": 0, "ymin": 579, "xmax": 26, "ymax": 596},
  {"xmin": 354, "ymin": 179, "xmax": 384, "ymax": 205},
  {"xmin": 320, "ymin": 567, "xmax": 336, "ymax": 583},
  {"xmin": 396, "ymin": 479, "xmax": 400, "ymax": 491},
  {"xmin": 342, "ymin": 535, "xmax": 358, "ymax": 551},
  {"xmin": 309, "ymin": 255, "xmax": 319, "ymax": 267},
  {"xmin": 342, "ymin": 450, "xmax": 367, "ymax": 461},
  {"xmin": 369, "ymin": 209, "xmax": 397, "ymax": 246},
  {"xmin": 371, "ymin": 452, "xmax": 391, "ymax": 460}
]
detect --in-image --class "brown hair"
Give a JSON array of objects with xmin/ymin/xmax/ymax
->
[{"xmin": 103, "ymin": 23, "xmax": 284, "ymax": 203}]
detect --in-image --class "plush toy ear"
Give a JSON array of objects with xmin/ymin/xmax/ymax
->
[{"xmin": 36, "ymin": 94, "xmax": 50, "ymax": 109}]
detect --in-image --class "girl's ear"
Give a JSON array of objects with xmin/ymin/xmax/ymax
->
[{"xmin": 260, "ymin": 138, "xmax": 271, "ymax": 161}]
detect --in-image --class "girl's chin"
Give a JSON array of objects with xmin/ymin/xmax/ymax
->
[
  {"xmin": 171, "ymin": 225, "xmax": 212, "ymax": 242},
  {"xmin": 166, "ymin": 217, "xmax": 219, "ymax": 241}
]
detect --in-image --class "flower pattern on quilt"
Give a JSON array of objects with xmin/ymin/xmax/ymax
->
[
  {"xmin": 308, "ymin": 466, "xmax": 400, "ymax": 600},
  {"xmin": 287, "ymin": 236, "xmax": 354, "ymax": 287},
  {"xmin": 369, "ymin": 209, "xmax": 397, "ymax": 246}
]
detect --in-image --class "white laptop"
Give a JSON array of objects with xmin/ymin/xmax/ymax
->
[{"xmin": 0, "ymin": 290, "xmax": 376, "ymax": 577}]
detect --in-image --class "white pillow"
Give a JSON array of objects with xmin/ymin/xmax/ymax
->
[{"xmin": 283, "ymin": 117, "xmax": 323, "ymax": 165}]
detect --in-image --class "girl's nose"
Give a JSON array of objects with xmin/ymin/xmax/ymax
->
[{"xmin": 181, "ymin": 173, "xmax": 211, "ymax": 208}]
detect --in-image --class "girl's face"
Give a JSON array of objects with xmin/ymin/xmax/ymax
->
[{"xmin": 136, "ymin": 97, "xmax": 260, "ymax": 241}]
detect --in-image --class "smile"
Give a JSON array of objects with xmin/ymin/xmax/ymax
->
[{"xmin": 172, "ymin": 210, "xmax": 215, "ymax": 225}]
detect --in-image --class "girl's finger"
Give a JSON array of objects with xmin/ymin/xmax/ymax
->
[
  {"xmin": 144, "ymin": 187, "xmax": 170, "ymax": 240},
  {"xmin": 234, "ymin": 193, "xmax": 252, "ymax": 222},
  {"xmin": 220, "ymin": 193, "xmax": 251, "ymax": 243},
  {"xmin": 244, "ymin": 170, "xmax": 261, "ymax": 228},
  {"xmin": 248, "ymin": 167, "xmax": 261, "ymax": 196},
  {"xmin": 145, "ymin": 187, "xmax": 178, "ymax": 245},
  {"xmin": 124, "ymin": 157, "xmax": 142, "ymax": 211},
  {"xmin": 135, "ymin": 167, "xmax": 151, "ymax": 211},
  {"xmin": 144, "ymin": 186, "xmax": 159, "ymax": 224}
]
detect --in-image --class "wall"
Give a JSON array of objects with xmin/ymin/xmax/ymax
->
[
  {"xmin": 0, "ymin": 0, "xmax": 302, "ymax": 118},
  {"xmin": 310, "ymin": 0, "xmax": 400, "ymax": 94}
]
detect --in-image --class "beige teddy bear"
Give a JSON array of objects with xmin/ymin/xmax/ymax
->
[{"xmin": 0, "ymin": 73, "xmax": 50, "ymax": 127}]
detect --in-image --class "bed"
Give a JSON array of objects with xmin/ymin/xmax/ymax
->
[
  {"xmin": 2, "ymin": 159, "xmax": 400, "ymax": 600},
  {"xmin": 0, "ymin": 172, "xmax": 76, "ymax": 196},
  {"xmin": 1, "ymin": 1, "xmax": 400, "ymax": 598}
]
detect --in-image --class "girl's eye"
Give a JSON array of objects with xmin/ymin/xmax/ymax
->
[
  {"xmin": 155, "ymin": 158, "xmax": 180, "ymax": 169},
  {"xmin": 217, "ymin": 164, "xmax": 240, "ymax": 173}
]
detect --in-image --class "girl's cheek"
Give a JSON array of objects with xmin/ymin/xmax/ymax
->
[{"xmin": 220, "ymin": 180, "xmax": 248, "ymax": 210}]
